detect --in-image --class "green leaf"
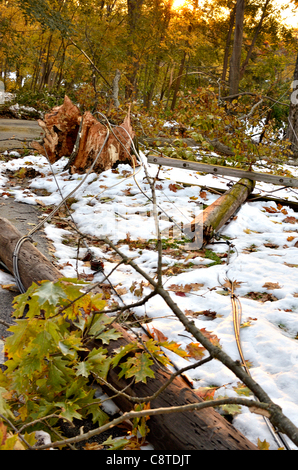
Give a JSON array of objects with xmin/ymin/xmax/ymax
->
[
  {"xmin": 111, "ymin": 343, "xmax": 139, "ymax": 368},
  {"xmin": 6, "ymin": 320, "xmax": 34, "ymax": 356},
  {"xmin": 216, "ymin": 395, "xmax": 242, "ymax": 416},
  {"xmin": 101, "ymin": 435, "xmax": 129, "ymax": 450},
  {"xmin": 87, "ymin": 404, "xmax": 110, "ymax": 426},
  {"xmin": 56, "ymin": 401, "xmax": 82, "ymax": 421},
  {"xmin": 119, "ymin": 352, "xmax": 155, "ymax": 383},
  {"xmin": 32, "ymin": 280, "xmax": 65, "ymax": 306},
  {"xmin": 88, "ymin": 314, "xmax": 113, "ymax": 337},
  {"xmin": 96, "ymin": 328, "xmax": 122, "ymax": 344},
  {"xmin": 75, "ymin": 361, "xmax": 92, "ymax": 378}
]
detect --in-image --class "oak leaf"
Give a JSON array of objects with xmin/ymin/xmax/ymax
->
[{"xmin": 186, "ymin": 342, "xmax": 206, "ymax": 359}]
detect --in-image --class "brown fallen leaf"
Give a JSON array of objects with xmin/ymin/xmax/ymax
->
[
  {"xmin": 264, "ymin": 242, "xmax": 279, "ymax": 249},
  {"xmin": 186, "ymin": 342, "xmax": 206, "ymax": 359},
  {"xmin": 262, "ymin": 282, "xmax": 282, "ymax": 290},
  {"xmin": 1, "ymin": 283, "xmax": 19, "ymax": 293},
  {"xmin": 263, "ymin": 206, "xmax": 278, "ymax": 213},
  {"xmin": 283, "ymin": 216, "xmax": 298, "ymax": 224},
  {"xmin": 168, "ymin": 283, "xmax": 204, "ymax": 293},
  {"xmin": 185, "ymin": 309, "xmax": 217, "ymax": 319}
]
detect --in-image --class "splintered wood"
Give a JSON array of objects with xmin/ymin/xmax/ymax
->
[{"xmin": 32, "ymin": 95, "xmax": 137, "ymax": 173}]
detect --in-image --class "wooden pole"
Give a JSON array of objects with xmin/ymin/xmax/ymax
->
[
  {"xmin": 183, "ymin": 178, "xmax": 255, "ymax": 248},
  {"xmin": 0, "ymin": 217, "xmax": 258, "ymax": 450},
  {"xmin": 87, "ymin": 326, "xmax": 258, "ymax": 451},
  {"xmin": 0, "ymin": 217, "xmax": 62, "ymax": 291}
]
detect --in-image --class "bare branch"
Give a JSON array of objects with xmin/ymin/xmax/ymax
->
[{"xmin": 30, "ymin": 397, "xmax": 275, "ymax": 450}]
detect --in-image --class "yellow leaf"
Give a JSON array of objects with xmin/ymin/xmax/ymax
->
[{"xmin": 257, "ymin": 438, "xmax": 270, "ymax": 450}]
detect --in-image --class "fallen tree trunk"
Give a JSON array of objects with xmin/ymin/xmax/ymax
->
[
  {"xmin": 0, "ymin": 217, "xmax": 258, "ymax": 450},
  {"xmin": 31, "ymin": 95, "xmax": 137, "ymax": 173},
  {"xmin": 183, "ymin": 178, "xmax": 255, "ymax": 248},
  {"xmin": 0, "ymin": 217, "xmax": 62, "ymax": 291}
]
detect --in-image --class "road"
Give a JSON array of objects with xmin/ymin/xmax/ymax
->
[
  {"xmin": 0, "ymin": 118, "xmax": 44, "ymax": 152},
  {"xmin": 0, "ymin": 119, "xmax": 52, "ymax": 342}
]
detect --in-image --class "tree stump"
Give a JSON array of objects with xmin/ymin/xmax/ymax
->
[{"xmin": 31, "ymin": 96, "xmax": 137, "ymax": 172}]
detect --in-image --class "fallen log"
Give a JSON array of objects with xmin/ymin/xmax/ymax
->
[
  {"xmin": 87, "ymin": 325, "xmax": 258, "ymax": 450},
  {"xmin": 0, "ymin": 218, "xmax": 258, "ymax": 450},
  {"xmin": 183, "ymin": 178, "xmax": 255, "ymax": 248},
  {"xmin": 31, "ymin": 95, "xmax": 137, "ymax": 172},
  {"xmin": 0, "ymin": 217, "xmax": 62, "ymax": 291}
]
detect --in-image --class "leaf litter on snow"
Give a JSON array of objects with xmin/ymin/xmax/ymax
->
[{"xmin": 1, "ymin": 152, "xmax": 298, "ymax": 448}]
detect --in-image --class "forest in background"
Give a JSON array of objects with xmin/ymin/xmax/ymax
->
[{"xmin": 1, "ymin": 0, "xmax": 298, "ymax": 165}]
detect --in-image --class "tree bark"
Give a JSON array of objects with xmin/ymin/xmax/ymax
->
[
  {"xmin": 183, "ymin": 178, "xmax": 254, "ymax": 248},
  {"xmin": 0, "ymin": 217, "xmax": 62, "ymax": 291},
  {"xmin": 229, "ymin": 0, "xmax": 245, "ymax": 96}
]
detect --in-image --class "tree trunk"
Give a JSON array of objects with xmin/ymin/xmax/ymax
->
[
  {"xmin": 222, "ymin": 3, "xmax": 236, "ymax": 84},
  {"xmin": 183, "ymin": 178, "xmax": 255, "ymax": 248},
  {"xmin": 286, "ymin": 51, "xmax": 298, "ymax": 157},
  {"xmin": 229, "ymin": 0, "xmax": 245, "ymax": 96},
  {"xmin": 239, "ymin": 0, "xmax": 270, "ymax": 80},
  {"xmin": 170, "ymin": 51, "xmax": 187, "ymax": 111},
  {"xmin": 0, "ymin": 217, "xmax": 62, "ymax": 292}
]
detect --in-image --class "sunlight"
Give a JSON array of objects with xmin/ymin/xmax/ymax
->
[{"xmin": 171, "ymin": 0, "xmax": 188, "ymax": 10}]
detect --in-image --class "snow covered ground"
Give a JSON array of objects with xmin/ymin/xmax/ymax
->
[{"xmin": 1, "ymin": 150, "xmax": 298, "ymax": 449}]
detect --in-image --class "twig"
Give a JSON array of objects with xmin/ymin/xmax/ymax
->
[
  {"xmin": 94, "ymin": 355, "xmax": 213, "ymax": 405},
  {"xmin": 0, "ymin": 413, "xmax": 34, "ymax": 450}
]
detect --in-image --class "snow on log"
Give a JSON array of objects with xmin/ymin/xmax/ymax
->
[{"xmin": 31, "ymin": 95, "xmax": 137, "ymax": 172}]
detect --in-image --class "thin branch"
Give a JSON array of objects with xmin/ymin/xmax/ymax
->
[
  {"xmin": 94, "ymin": 355, "xmax": 213, "ymax": 404},
  {"xmin": 0, "ymin": 413, "xmax": 34, "ymax": 450}
]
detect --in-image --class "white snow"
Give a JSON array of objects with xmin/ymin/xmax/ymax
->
[{"xmin": 1, "ymin": 149, "xmax": 298, "ymax": 450}]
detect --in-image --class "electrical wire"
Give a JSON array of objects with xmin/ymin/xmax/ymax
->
[{"xmin": 12, "ymin": 126, "xmax": 111, "ymax": 293}]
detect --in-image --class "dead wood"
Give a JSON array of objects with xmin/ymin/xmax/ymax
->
[
  {"xmin": 32, "ymin": 95, "xmax": 137, "ymax": 172},
  {"xmin": 31, "ymin": 95, "xmax": 81, "ymax": 163},
  {"xmin": 183, "ymin": 178, "xmax": 255, "ymax": 248},
  {"xmin": 0, "ymin": 217, "xmax": 62, "ymax": 291}
]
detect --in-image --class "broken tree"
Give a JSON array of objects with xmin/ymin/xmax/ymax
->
[
  {"xmin": 31, "ymin": 95, "xmax": 137, "ymax": 173},
  {"xmin": 0, "ymin": 217, "xmax": 258, "ymax": 450},
  {"xmin": 183, "ymin": 178, "xmax": 255, "ymax": 248}
]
